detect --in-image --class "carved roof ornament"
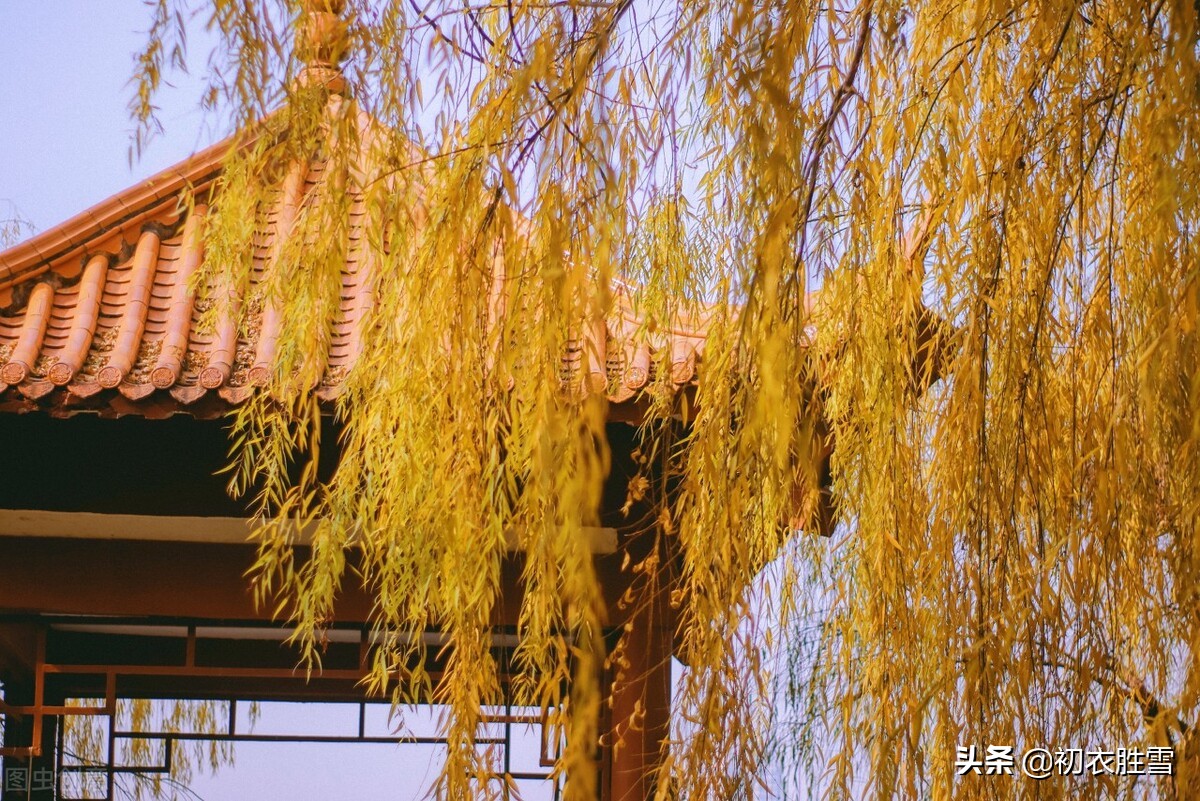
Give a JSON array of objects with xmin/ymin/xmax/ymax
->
[{"xmin": 294, "ymin": 0, "xmax": 350, "ymax": 96}]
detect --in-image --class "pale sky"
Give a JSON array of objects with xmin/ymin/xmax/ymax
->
[
  {"xmin": 0, "ymin": 4, "xmax": 553, "ymax": 799},
  {"xmin": 0, "ymin": 3, "xmax": 231, "ymax": 237}
]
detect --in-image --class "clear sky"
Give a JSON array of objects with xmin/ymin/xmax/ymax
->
[
  {"xmin": 0, "ymin": 4, "xmax": 555, "ymax": 799},
  {"xmin": 0, "ymin": 2, "xmax": 227, "ymax": 237}
]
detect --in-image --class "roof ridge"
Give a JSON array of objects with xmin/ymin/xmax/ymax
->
[{"xmin": 0, "ymin": 134, "xmax": 242, "ymax": 293}]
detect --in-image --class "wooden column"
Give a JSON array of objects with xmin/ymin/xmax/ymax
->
[
  {"xmin": 1, "ymin": 627, "xmax": 56, "ymax": 801},
  {"xmin": 605, "ymin": 543, "xmax": 673, "ymax": 801}
]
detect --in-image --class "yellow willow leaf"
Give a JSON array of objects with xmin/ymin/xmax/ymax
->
[{"xmin": 91, "ymin": 1, "xmax": 1200, "ymax": 798}]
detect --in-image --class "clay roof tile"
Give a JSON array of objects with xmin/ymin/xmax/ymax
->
[{"xmin": 0, "ymin": 116, "xmax": 712, "ymax": 420}]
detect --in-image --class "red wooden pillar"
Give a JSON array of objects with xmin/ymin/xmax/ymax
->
[
  {"xmin": 605, "ymin": 564, "xmax": 673, "ymax": 801},
  {"xmin": 1, "ymin": 627, "xmax": 56, "ymax": 801}
]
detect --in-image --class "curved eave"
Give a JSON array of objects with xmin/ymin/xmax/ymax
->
[
  {"xmin": 0, "ymin": 134, "xmax": 237, "ymax": 294},
  {"xmin": 0, "ymin": 116, "xmax": 716, "ymax": 420}
]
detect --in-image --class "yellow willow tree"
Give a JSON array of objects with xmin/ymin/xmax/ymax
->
[{"xmin": 129, "ymin": 0, "xmax": 1200, "ymax": 798}]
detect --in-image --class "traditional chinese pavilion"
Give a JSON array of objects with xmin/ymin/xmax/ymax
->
[
  {"xmin": 0, "ymin": 2, "xmax": 955, "ymax": 797},
  {"xmin": 0, "ymin": 4, "xmax": 714, "ymax": 800}
]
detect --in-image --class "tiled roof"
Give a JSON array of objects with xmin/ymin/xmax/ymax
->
[{"xmin": 0, "ymin": 129, "xmax": 708, "ymax": 420}]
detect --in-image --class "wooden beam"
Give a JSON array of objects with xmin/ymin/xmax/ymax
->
[{"xmin": 0, "ymin": 509, "xmax": 616, "ymax": 553}]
